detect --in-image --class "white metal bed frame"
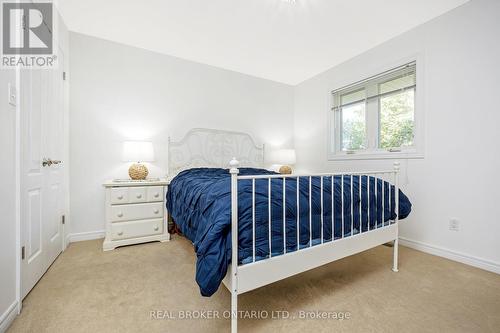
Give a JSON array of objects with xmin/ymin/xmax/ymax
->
[
  {"xmin": 168, "ymin": 128, "xmax": 400, "ymax": 333},
  {"xmin": 168, "ymin": 128, "xmax": 264, "ymax": 176}
]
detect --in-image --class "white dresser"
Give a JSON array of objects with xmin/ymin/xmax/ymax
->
[{"xmin": 102, "ymin": 179, "xmax": 170, "ymax": 251}]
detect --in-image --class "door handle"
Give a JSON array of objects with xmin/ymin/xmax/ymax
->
[
  {"xmin": 42, "ymin": 158, "xmax": 62, "ymax": 167},
  {"xmin": 42, "ymin": 158, "xmax": 52, "ymax": 167}
]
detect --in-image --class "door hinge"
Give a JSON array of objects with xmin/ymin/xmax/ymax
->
[
  {"xmin": 63, "ymin": 71, "xmax": 66, "ymax": 81},
  {"xmin": 62, "ymin": 215, "xmax": 65, "ymax": 225},
  {"xmin": 21, "ymin": 246, "xmax": 25, "ymax": 260}
]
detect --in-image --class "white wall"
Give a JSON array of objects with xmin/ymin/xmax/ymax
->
[
  {"xmin": 294, "ymin": 0, "xmax": 500, "ymax": 271},
  {"xmin": 0, "ymin": 68, "xmax": 18, "ymax": 329},
  {"xmin": 69, "ymin": 32, "xmax": 294, "ymax": 236}
]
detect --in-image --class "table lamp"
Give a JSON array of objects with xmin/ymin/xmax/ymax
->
[
  {"xmin": 122, "ymin": 141, "xmax": 155, "ymax": 180},
  {"xmin": 273, "ymin": 149, "xmax": 296, "ymax": 174}
]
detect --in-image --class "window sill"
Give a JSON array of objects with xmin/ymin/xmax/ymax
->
[{"xmin": 328, "ymin": 151, "xmax": 424, "ymax": 161}]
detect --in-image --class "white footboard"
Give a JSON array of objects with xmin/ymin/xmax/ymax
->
[{"xmin": 226, "ymin": 159, "xmax": 400, "ymax": 333}]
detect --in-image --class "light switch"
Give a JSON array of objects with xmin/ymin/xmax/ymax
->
[{"xmin": 8, "ymin": 83, "xmax": 16, "ymax": 106}]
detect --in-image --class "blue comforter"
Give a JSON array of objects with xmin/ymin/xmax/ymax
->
[{"xmin": 166, "ymin": 168, "xmax": 411, "ymax": 296}]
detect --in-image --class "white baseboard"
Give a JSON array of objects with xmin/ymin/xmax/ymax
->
[
  {"xmin": 68, "ymin": 230, "xmax": 105, "ymax": 243},
  {"xmin": 399, "ymin": 237, "xmax": 500, "ymax": 275},
  {"xmin": 0, "ymin": 301, "xmax": 18, "ymax": 333}
]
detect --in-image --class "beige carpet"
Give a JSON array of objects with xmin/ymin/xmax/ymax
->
[{"xmin": 8, "ymin": 237, "xmax": 500, "ymax": 333}]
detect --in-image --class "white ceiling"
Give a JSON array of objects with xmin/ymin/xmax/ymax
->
[{"xmin": 57, "ymin": 0, "xmax": 468, "ymax": 85}]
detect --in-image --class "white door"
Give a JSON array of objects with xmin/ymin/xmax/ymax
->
[{"xmin": 20, "ymin": 49, "xmax": 66, "ymax": 299}]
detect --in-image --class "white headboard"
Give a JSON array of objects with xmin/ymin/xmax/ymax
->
[{"xmin": 168, "ymin": 128, "xmax": 264, "ymax": 177}]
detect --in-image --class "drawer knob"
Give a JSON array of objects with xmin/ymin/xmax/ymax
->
[
  {"xmin": 117, "ymin": 195, "xmax": 123, "ymax": 200},
  {"xmin": 154, "ymin": 193, "xmax": 159, "ymax": 198},
  {"xmin": 117, "ymin": 231, "xmax": 123, "ymax": 236},
  {"xmin": 154, "ymin": 226, "xmax": 159, "ymax": 231},
  {"xmin": 153, "ymin": 209, "xmax": 159, "ymax": 214},
  {"xmin": 117, "ymin": 212, "xmax": 123, "ymax": 218},
  {"xmin": 136, "ymin": 194, "xmax": 142, "ymax": 199}
]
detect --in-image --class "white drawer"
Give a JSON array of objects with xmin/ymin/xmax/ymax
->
[
  {"xmin": 147, "ymin": 186, "xmax": 163, "ymax": 202},
  {"xmin": 128, "ymin": 187, "xmax": 147, "ymax": 203},
  {"xmin": 111, "ymin": 202, "xmax": 163, "ymax": 222},
  {"xmin": 111, "ymin": 187, "xmax": 129, "ymax": 204},
  {"xmin": 111, "ymin": 218, "xmax": 163, "ymax": 240}
]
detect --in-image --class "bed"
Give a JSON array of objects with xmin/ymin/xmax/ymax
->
[{"xmin": 166, "ymin": 128, "xmax": 412, "ymax": 332}]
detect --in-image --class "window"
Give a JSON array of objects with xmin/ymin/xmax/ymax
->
[{"xmin": 330, "ymin": 61, "xmax": 421, "ymax": 159}]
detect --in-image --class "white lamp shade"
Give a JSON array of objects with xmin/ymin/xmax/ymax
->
[
  {"xmin": 122, "ymin": 141, "xmax": 155, "ymax": 162},
  {"xmin": 271, "ymin": 149, "xmax": 296, "ymax": 165}
]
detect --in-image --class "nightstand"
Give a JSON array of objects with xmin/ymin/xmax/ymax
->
[{"xmin": 102, "ymin": 179, "xmax": 170, "ymax": 251}]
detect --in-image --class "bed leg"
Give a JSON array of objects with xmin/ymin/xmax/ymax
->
[
  {"xmin": 229, "ymin": 158, "xmax": 240, "ymax": 333},
  {"xmin": 231, "ymin": 292, "xmax": 237, "ymax": 333},
  {"xmin": 392, "ymin": 161, "xmax": 400, "ymax": 273},
  {"xmin": 392, "ymin": 238, "xmax": 399, "ymax": 272}
]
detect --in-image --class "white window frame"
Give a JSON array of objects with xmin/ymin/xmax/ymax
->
[{"xmin": 328, "ymin": 57, "xmax": 425, "ymax": 161}]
